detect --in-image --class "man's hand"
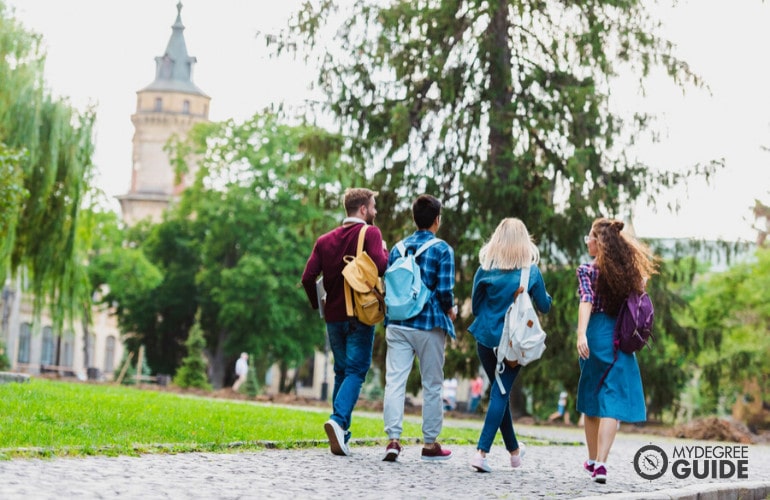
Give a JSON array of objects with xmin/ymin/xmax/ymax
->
[{"xmin": 447, "ymin": 304, "xmax": 458, "ymax": 321}]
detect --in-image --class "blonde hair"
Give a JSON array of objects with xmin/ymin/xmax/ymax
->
[{"xmin": 479, "ymin": 218, "xmax": 540, "ymax": 270}]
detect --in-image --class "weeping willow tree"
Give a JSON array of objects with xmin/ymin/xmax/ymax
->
[{"xmin": 0, "ymin": 1, "xmax": 97, "ymax": 330}]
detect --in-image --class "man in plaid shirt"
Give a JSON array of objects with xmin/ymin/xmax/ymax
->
[{"xmin": 381, "ymin": 194, "xmax": 457, "ymax": 463}]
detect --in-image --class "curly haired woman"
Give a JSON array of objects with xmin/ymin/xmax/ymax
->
[{"xmin": 575, "ymin": 218, "xmax": 657, "ymax": 484}]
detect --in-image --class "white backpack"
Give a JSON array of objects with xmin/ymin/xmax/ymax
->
[{"xmin": 494, "ymin": 266, "xmax": 547, "ymax": 394}]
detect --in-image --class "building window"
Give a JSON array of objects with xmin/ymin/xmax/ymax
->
[
  {"xmin": 62, "ymin": 331, "xmax": 74, "ymax": 367},
  {"xmin": 182, "ymin": 100, "xmax": 190, "ymax": 114},
  {"xmin": 17, "ymin": 322, "xmax": 31, "ymax": 363},
  {"xmin": 104, "ymin": 336, "xmax": 116, "ymax": 373},
  {"xmin": 87, "ymin": 333, "xmax": 95, "ymax": 368},
  {"xmin": 154, "ymin": 97, "xmax": 163, "ymax": 111},
  {"xmin": 41, "ymin": 326, "xmax": 55, "ymax": 365}
]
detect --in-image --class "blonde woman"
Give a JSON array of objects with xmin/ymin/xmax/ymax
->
[
  {"xmin": 468, "ymin": 218, "xmax": 552, "ymax": 473},
  {"xmin": 576, "ymin": 218, "xmax": 657, "ymax": 483}
]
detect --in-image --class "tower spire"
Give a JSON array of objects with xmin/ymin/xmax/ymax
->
[{"xmin": 141, "ymin": 1, "xmax": 207, "ymax": 96}]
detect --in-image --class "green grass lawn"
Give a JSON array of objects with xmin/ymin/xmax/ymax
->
[{"xmin": 0, "ymin": 379, "xmax": 482, "ymax": 459}]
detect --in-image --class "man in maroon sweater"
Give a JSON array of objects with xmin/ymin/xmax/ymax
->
[{"xmin": 302, "ymin": 188, "xmax": 389, "ymax": 456}]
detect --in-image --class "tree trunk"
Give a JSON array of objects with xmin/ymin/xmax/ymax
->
[
  {"xmin": 81, "ymin": 307, "xmax": 91, "ymax": 370},
  {"xmin": 210, "ymin": 327, "xmax": 228, "ymax": 389},
  {"xmin": 485, "ymin": 0, "xmax": 515, "ymax": 183}
]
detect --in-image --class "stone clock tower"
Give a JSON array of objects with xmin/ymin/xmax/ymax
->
[{"xmin": 118, "ymin": 2, "xmax": 210, "ymax": 225}]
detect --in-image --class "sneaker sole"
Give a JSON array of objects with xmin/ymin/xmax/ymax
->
[
  {"xmin": 471, "ymin": 465, "xmax": 491, "ymax": 473},
  {"xmin": 324, "ymin": 422, "xmax": 349, "ymax": 456},
  {"xmin": 421, "ymin": 454, "xmax": 452, "ymax": 461},
  {"xmin": 592, "ymin": 475, "xmax": 606, "ymax": 484},
  {"xmin": 382, "ymin": 450, "xmax": 399, "ymax": 462}
]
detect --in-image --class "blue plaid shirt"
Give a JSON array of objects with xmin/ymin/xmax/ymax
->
[{"xmin": 385, "ymin": 230, "xmax": 456, "ymax": 338}]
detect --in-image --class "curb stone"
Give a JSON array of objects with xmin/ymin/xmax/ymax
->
[{"xmin": 575, "ymin": 480, "xmax": 770, "ymax": 500}]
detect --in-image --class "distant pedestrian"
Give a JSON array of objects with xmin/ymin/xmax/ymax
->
[
  {"xmin": 548, "ymin": 391, "xmax": 570, "ymax": 424},
  {"xmin": 381, "ymin": 194, "xmax": 457, "ymax": 463},
  {"xmin": 442, "ymin": 377, "xmax": 458, "ymax": 411},
  {"xmin": 232, "ymin": 353, "xmax": 248, "ymax": 392},
  {"xmin": 301, "ymin": 188, "xmax": 388, "ymax": 457},
  {"xmin": 468, "ymin": 218, "xmax": 552, "ymax": 473},
  {"xmin": 575, "ymin": 218, "xmax": 657, "ymax": 484},
  {"xmin": 468, "ymin": 375, "xmax": 484, "ymax": 413}
]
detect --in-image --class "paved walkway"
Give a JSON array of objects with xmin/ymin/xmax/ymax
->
[{"xmin": 0, "ymin": 419, "xmax": 768, "ymax": 499}]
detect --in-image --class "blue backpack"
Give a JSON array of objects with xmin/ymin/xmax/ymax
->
[{"xmin": 384, "ymin": 239, "xmax": 442, "ymax": 321}]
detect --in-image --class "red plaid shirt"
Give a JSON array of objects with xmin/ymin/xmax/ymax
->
[{"xmin": 576, "ymin": 262, "xmax": 605, "ymax": 313}]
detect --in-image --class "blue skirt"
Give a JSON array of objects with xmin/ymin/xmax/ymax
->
[{"xmin": 577, "ymin": 312, "xmax": 646, "ymax": 423}]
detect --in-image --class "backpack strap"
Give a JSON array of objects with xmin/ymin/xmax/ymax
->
[
  {"xmin": 344, "ymin": 225, "xmax": 369, "ymax": 318},
  {"xmin": 519, "ymin": 266, "xmax": 531, "ymax": 292},
  {"xmin": 596, "ymin": 293, "xmax": 628, "ymax": 393},
  {"xmin": 395, "ymin": 241, "xmax": 407, "ymax": 258},
  {"xmin": 396, "ymin": 237, "xmax": 442, "ymax": 258},
  {"xmin": 414, "ymin": 238, "xmax": 442, "ymax": 257},
  {"xmin": 355, "ymin": 225, "xmax": 368, "ymax": 256}
]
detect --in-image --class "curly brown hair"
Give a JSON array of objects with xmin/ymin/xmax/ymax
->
[{"xmin": 592, "ymin": 218, "xmax": 658, "ymax": 316}]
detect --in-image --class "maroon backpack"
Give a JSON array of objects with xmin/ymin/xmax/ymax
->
[
  {"xmin": 597, "ymin": 291, "xmax": 654, "ymax": 390},
  {"xmin": 614, "ymin": 291, "xmax": 655, "ymax": 353}
]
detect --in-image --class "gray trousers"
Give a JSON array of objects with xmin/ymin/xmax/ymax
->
[{"xmin": 383, "ymin": 324, "xmax": 446, "ymax": 444}]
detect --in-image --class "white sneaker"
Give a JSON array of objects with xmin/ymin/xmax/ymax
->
[
  {"xmin": 471, "ymin": 451, "xmax": 492, "ymax": 473},
  {"xmin": 324, "ymin": 419, "xmax": 350, "ymax": 456},
  {"xmin": 510, "ymin": 442, "xmax": 526, "ymax": 468}
]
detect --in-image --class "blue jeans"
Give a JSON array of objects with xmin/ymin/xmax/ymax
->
[
  {"xmin": 326, "ymin": 320, "xmax": 375, "ymax": 432},
  {"xmin": 477, "ymin": 343, "xmax": 522, "ymax": 453}
]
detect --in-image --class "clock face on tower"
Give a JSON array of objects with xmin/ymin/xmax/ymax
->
[{"xmin": 633, "ymin": 444, "xmax": 668, "ymax": 480}]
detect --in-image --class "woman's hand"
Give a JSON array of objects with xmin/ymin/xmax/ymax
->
[
  {"xmin": 576, "ymin": 332, "xmax": 590, "ymax": 360},
  {"xmin": 576, "ymin": 302, "xmax": 592, "ymax": 360}
]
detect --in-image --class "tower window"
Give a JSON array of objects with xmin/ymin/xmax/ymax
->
[
  {"xmin": 183, "ymin": 100, "xmax": 190, "ymax": 114},
  {"xmin": 154, "ymin": 98, "xmax": 163, "ymax": 111}
]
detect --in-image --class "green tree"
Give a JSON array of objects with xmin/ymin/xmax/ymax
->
[
  {"xmin": 1, "ymin": 1, "xmax": 97, "ymax": 328},
  {"xmin": 243, "ymin": 355, "xmax": 260, "ymax": 397},
  {"xmin": 174, "ymin": 319, "xmax": 212, "ymax": 390},
  {"xmin": 685, "ymin": 248, "xmax": 770, "ymax": 418},
  {"xmin": 116, "ymin": 219, "xmax": 199, "ymax": 376},
  {"xmin": 0, "ymin": 340, "xmax": 10, "ymax": 370},
  {"xmin": 178, "ymin": 113, "xmax": 356, "ymax": 388},
  {"xmin": 278, "ymin": 0, "xmax": 712, "ymax": 262},
  {"xmin": 111, "ymin": 112, "xmax": 358, "ymax": 388},
  {"xmin": 277, "ymin": 0, "xmax": 715, "ymax": 406}
]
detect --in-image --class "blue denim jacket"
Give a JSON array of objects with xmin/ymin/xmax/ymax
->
[{"xmin": 469, "ymin": 265, "xmax": 552, "ymax": 349}]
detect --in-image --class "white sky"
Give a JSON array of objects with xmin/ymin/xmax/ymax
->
[{"xmin": 7, "ymin": 0, "xmax": 769, "ymax": 242}]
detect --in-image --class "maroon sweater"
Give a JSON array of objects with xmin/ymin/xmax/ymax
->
[{"xmin": 302, "ymin": 223, "xmax": 389, "ymax": 322}]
